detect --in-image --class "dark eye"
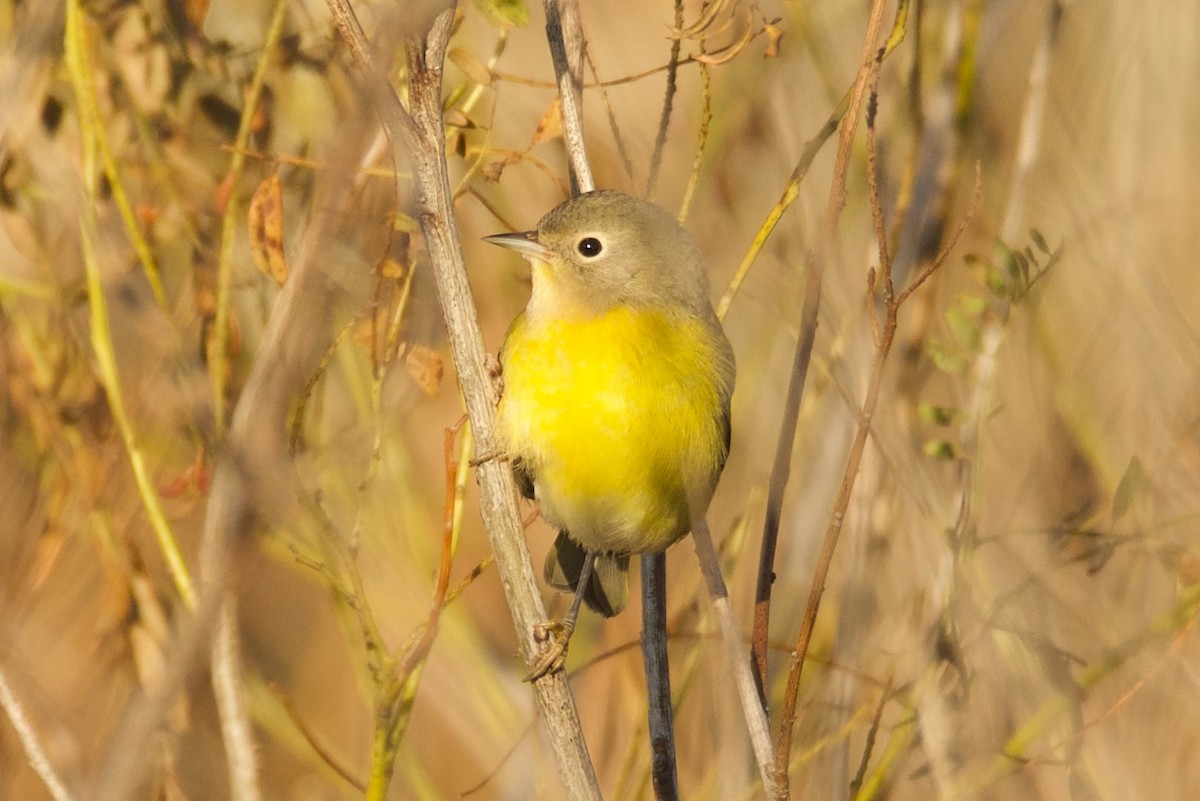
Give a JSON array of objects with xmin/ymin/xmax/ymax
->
[{"xmin": 577, "ymin": 237, "xmax": 603, "ymax": 257}]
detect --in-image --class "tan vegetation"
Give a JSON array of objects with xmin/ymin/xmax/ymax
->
[{"xmin": 0, "ymin": 0, "xmax": 1197, "ymax": 798}]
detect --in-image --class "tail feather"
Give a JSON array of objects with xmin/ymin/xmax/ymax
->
[{"xmin": 543, "ymin": 531, "xmax": 630, "ymax": 617}]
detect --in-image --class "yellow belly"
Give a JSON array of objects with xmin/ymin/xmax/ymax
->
[{"xmin": 497, "ymin": 306, "xmax": 730, "ymax": 555}]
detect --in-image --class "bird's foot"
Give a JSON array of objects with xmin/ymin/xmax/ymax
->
[
  {"xmin": 485, "ymin": 353, "xmax": 504, "ymax": 407},
  {"xmin": 523, "ymin": 618, "xmax": 576, "ymax": 682},
  {"xmin": 469, "ymin": 447, "xmax": 509, "ymax": 467}
]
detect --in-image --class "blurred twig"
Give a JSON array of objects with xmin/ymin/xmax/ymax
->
[
  {"xmin": 745, "ymin": 0, "xmax": 910, "ymax": 714},
  {"xmin": 0, "ymin": 667, "xmax": 75, "ymax": 801},
  {"xmin": 63, "ymin": 10, "xmax": 167, "ymax": 310},
  {"xmin": 211, "ymin": 0, "xmax": 290, "ymax": 438},
  {"xmin": 690, "ymin": 518, "xmax": 780, "ymax": 795},
  {"xmin": 972, "ymin": 580, "xmax": 1200, "ymax": 796},
  {"xmin": 772, "ymin": 49, "xmax": 978, "ymax": 792},
  {"xmin": 64, "ymin": 0, "xmax": 196, "ymax": 611},
  {"xmin": 270, "ymin": 684, "xmax": 367, "ymax": 791}
]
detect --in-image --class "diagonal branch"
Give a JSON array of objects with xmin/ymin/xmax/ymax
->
[{"xmin": 324, "ymin": 3, "xmax": 601, "ymax": 798}]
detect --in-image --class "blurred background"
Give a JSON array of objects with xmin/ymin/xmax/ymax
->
[{"xmin": 1, "ymin": 0, "xmax": 1197, "ymax": 798}]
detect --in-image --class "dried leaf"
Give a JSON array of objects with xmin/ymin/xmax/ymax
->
[
  {"xmin": 404, "ymin": 344, "xmax": 444, "ymax": 397},
  {"xmin": 159, "ymin": 449, "xmax": 213, "ymax": 498},
  {"xmin": 482, "ymin": 160, "xmax": 506, "ymax": 183},
  {"xmin": 530, "ymin": 98, "xmax": 563, "ymax": 148},
  {"xmin": 30, "ymin": 527, "xmax": 67, "ymax": 591},
  {"xmin": 380, "ymin": 257, "xmax": 409, "ymax": 280},
  {"xmin": 248, "ymin": 173, "xmax": 288, "ymax": 286},
  {"xmin": 763, "ymin": 20, "xmax": 784, "ymax": 58},
  {"xmin": 213, "ymin": 173, "xmax": 235, "ymax": 215}
]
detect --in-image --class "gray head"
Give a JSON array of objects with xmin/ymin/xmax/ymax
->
[{"xmin": 485, "ymin": 190, "xmax": 714, "ymax": 319}]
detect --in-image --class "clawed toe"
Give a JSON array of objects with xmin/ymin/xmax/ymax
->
[{"xmin": 523, "ymin": 620, "xmax": 573, "ymax": 682}]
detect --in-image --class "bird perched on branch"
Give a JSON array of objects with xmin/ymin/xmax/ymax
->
[{"xmin": 485, "ymin": 189, "xmax": 735, "ymax": 680}]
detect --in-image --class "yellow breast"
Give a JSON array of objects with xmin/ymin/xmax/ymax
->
[{"xmin": 497, "ymin": 306, "xmax": 731, "ymax": 555}]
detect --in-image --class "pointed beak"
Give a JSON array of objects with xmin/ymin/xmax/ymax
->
[{"xmin": 483, "ymin": 230, "xmax": 551, "ymax": 260}]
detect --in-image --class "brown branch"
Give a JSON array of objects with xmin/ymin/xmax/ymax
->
[
  {"xmin": 646, "ymin": 0, "xmax": 685, "ymax": 198},
  {"xmin": 767, "ymin": 0, "xmax": 902, "ymax": 795},
  {"xmin": 772, "ymin": 112, "xmax": 979, "ymax": 801},
  {"xmin": 748, "ymin": 0, "xmax": 911, "ymax": 719},
  {"xmin": 323, "ymin": 3, "xmax": 601, "ymax": 798}
]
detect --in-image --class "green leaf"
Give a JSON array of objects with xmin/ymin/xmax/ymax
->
[
  {"xmin": 985, "ymin": 266, "xmax": 1009, "ymax": 299},
  {"xmin": 923, "ymin": 440, "xmax": 958, "ymax": 460},
  {"xmin": 927, "ymin": 340, "xmax": 966, "ymax": 374},
  {"xmin": 390, "ymin": 212, "xmax": 420, "ymax": 233},
  {"xmin": 1014, "ymin": 250, "xmax": 1032, "ymax": 286},
  {"xmin": 1030, "ymin": 228, "xmax": 1050, "ymax": 254},
  {"xmin": 958, "ymin": 293, "xmax": 987, "ymax": 316},
  {"xmin": 1113, "ymin": 456, "xmax": 1145, "ymax": 522},
  {"xmin": 946, "ymin": 306, "xmax": 982, "ymax": 352},
  {"xmin": 470, "ymin": 0, "xmax": 529, "ymax": 28},
  {"xmin": 918, "ymin": 403, "xmax": 961, "ymax": 427}
]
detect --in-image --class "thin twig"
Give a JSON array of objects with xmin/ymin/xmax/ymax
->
[
  {"xmin": 323, "ymin": 3, "xmax": 602, "ymax": 797},
  {"xmin": 270, "ymin": 683, "xmax": 367, "ymax": 791},
  {"xmin": 64, "ymin": 5, "xmax": 167, "ymax": 310},
  {"xmin": 677, "ymin": 59, "xmax": 711, "ymax": 223},
  {"xmin": 646, "ymin": 0, "xmax": 685, "ymax": 198},
  {"xmin": 585, "ymin": 48, "xmax": 637, "ymax": 183},
  {"xmin": 641, "ymin": 554, "xmax": 679, "ymax": 800},
  {"xmin": 0, "ymin": 667, "xmax": 76, "ymax": 801},
  {"xmin": 848, "ymin": 678, "xmax": 893, "ymax": 797},
  {"xmin": 211, "ymin": 0, "xmax": 290, "ymax": 438},
  {"xmin": 543, "ymin": 0, "xmax": 595, "ymax": 193},
  {"xmin": 773, "ymin": 160, "xmax": 978, "ymax": 801},
  {"xmin": 212, "ymin": 603, "xmax": 261, "ymax": 801},
  {"xmin": 692, "ymin": 519, "xmax": 780, "ymax": 796},
  {"xmin": 747, "ymin": 0, "xmax": 910, "ymax": 723},
  {"xmin": 65, "ymin": 0, "xmax": 196, "ymax": 611},
  {"xmin": 767, "ymin": 2, "xmax": 904, "ymax": 794}
]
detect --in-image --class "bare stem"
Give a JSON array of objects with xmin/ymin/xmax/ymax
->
[
  {"xmin": 0, "ymin": 667, "xmax": 76, "ymax": 801},
  {"xmin": 543, "ymin": 0, "xmax": 595, "ymax": 193},
  {"xmin": 692, "ymin": 519, "xmax": 781, "ymax": 796},
  {"xmin": 322, "ymin": 3, "xmax": 601, "ymax": 797}
]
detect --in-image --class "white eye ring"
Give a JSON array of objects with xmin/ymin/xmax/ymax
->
[{"xmin": 576, "ymin": 236, "xmax": 603, "ymax": 258}]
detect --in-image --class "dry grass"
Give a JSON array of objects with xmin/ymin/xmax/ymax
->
[{"xmin": 0, "ymin": 0, "xmax": 1197, "ymax": 799}]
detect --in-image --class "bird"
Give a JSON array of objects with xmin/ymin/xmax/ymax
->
[{"xmin": 484, "ymin": 189, "xmax": 735, "ymax": 679}]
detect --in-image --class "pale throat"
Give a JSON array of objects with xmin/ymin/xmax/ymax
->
[{"xmin": 524, "ymin": 259, "xmax": 601, "ymax": 322}]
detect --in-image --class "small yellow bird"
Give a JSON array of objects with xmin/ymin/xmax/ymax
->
[{"xmin": 485, "ymin": 190, "xmax": 735, "ymax": 677}]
